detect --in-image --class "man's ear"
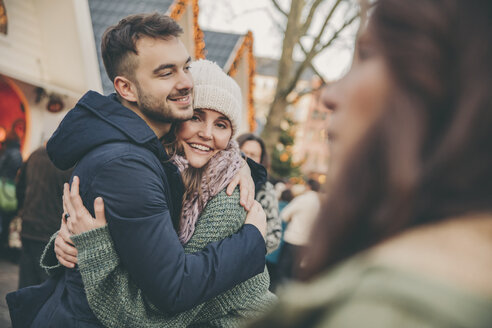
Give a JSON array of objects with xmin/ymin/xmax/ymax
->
[{"xmin": 114, "ymin": 76, "xmax": 138, "ymax": 102}]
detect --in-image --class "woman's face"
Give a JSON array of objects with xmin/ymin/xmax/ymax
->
[
  {"xmin": 324, "ymin": 28, "xmax": 391, "ymax": 175},
  {"xmin": 177, "ymin": 108, "xmax": 232, "ymax": 168},
  {"xmin": 240, "ymin": 140, "xmax": 262, "ymax": 164}
]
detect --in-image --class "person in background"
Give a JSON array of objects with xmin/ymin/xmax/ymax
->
[
  {"xmin": 15, "ymin": 146, "xmax": 72, "ymax": 288},
  {"xmin": 266, "ymin": 188, "xmax": 294, "ymax": 292},
  {"xmin": 0, "ymin": 130, "xmax": 22, "ymax": 258},
  {"xmin": 237, "ymin": 133, "xmax": 281, "ymax": 254},
  {"xmin": 249, "ymin": 0, "xmax": 492, "ymax": 326},
  {"xmin": 276, "ymin": 179, "xmax": 321, "ymax": 284},
  {"xmin": 278, "ymin": 189, "xmax": 293, "ymax": 214}
]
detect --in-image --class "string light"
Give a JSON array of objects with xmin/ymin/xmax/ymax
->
[
  {"xmin": 171, "ymin": 1, "xmax": 255, "ymax": 132},
  {"xmin": 229, "ymin": 31, "xmax": 256, "ymax": 132}
]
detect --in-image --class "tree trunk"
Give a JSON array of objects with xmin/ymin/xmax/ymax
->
[
  {"xmin": 262, "ymin": 95, "xmax": 289, "ymax": 156},
  {"xmin": 261, "ymin": 0, "xmax": 303, "ymax": 156}
]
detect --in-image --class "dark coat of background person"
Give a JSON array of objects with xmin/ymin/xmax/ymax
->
[
  {"xmin": 0, "ymin": 136, "xmax": 23, "ymax": 256},
  {"xmin": 16, "ymin": 146, "xmax": 73, "ymax": 288},
  {"xmin": 6, "ymin": 91, "xmax": 267, "ymax": 328}
]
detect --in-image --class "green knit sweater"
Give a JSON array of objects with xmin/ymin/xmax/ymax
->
[{"xmin": 41, "ymin": 188, "xmax": 276, "ymax": 327}]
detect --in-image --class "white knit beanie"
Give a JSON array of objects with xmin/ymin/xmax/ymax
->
[{"xmin": 190, "ymin": 59, "xmax": 242, "ymax": 138}]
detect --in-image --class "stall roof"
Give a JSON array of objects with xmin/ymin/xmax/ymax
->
[{"xmin": 203, "ymin": 30, "xmax": 243, "ymax": 71}]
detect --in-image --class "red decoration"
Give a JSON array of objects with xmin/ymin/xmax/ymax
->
[
  {"xmin": 47, "ymin": 96, "xmax": 64, "ymax": 113},
  {"xmin": 228, "ymin": 31, "xmax": 256, "ymax": 132}
]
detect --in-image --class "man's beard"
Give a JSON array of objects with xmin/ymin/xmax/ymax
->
[
  {"xmin": 138, "ymin": 91, "xmax": 175, "ymax": 124},
  {"xmin": 136, "ymin": 85, "xmax": 192, "ymax": 124}
]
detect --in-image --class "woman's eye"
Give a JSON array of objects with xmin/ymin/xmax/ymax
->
[
  {"xmin": 184, "ymin": 65, "xmax": 191, "ymax": 71},
  {"xmin": 159, "ymin": 72, "xmax": 172, "ymax": 77},
  {"xmin": 216, "ymin": 122, "xmax": 227, "ymax": 129},
  {"xmin": 191, "ymin": 115, "xmax": 200, "ymax": 121}
]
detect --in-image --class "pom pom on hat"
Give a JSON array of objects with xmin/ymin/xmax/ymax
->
[{"xmin": 190, "ymin": 59, "xmax": 242, "ymax": 137}]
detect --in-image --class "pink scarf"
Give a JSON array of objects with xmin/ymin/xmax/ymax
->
[{"xmin": 171, "ymin": 140, "xmax": 243, "ymax": 244}]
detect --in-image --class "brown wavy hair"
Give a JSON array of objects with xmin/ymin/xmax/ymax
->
[
  {"xmin": 162, "ymin": 126, "xmax": 205, "ymax": 230},
  {"xmin": 101, "ymin": 13, "xmax": 183, "ymax": 83},
  {"xmin": 300, "ymin": 0, "xmax": 492, "ymax": 279}
]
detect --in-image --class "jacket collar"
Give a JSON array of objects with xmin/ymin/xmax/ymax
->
[{"xmin": 79, "ymin": 91, "xmax": 157, "ymax": 145}]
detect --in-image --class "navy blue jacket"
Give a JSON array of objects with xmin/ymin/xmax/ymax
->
[{"xmin": 7, "ymin": 91, "xmax": 266, "ymax": 327}]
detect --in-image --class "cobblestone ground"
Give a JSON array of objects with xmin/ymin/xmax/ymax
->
[{"xmin": 0, "ymin": 259, "xmax": 18, "ymax": 328}]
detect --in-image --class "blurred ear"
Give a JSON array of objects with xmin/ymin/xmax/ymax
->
[{"xmin": 114, "ymin": 76, "xmax": 138, "ymax": 102}]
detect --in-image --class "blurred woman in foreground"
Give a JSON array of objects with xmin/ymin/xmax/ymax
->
[{"xmin": 250, "ymin": 0, "xmax": 492, "ymax": 326}]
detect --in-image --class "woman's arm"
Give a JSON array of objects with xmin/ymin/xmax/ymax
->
[
  {"xmin": 186, "ymin": 189, "xmax": 275, "ymax": 327},
  {"xmin": 58, "ymin": 187, "xmax": 204, "ymax": 327},
  {"xmin": 73, "ymin": 225, "xmax": 205, "ymax": 328},
  {"xmin": 58, "ymin": 181, "xmax": 269, "ymax": 327}
]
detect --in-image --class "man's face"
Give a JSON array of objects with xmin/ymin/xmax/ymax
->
[{"xmin": 132, "ymin": 36, "xmax": 194, "ymax": 123}]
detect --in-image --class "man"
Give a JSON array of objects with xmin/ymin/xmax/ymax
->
[
  {"xmin": 16, "ymin": 146, "xmax": 72, "ymax": 288},
  {"xmin": 7, "ymin": 13, "xmax": 267, "ymax": 327}
]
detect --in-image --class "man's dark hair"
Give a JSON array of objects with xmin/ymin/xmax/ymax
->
[
  {"xmin": 101, "ymin": 13, "xmax": 183, "ymax": 83},
  {"xmin": 307, "ymin": 179, "xmax": 320, "ymax": 192}
]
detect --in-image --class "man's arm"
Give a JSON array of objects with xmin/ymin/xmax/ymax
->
[{"xmin": 86, "ymin": 155, "xmax": 266, "ymax": 314}]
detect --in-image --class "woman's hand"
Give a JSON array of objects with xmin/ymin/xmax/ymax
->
[
  {"xmin": 244, "ymin": 200, "xmax": 267, "ymax": 239},
  {"xmin": 226, "ymin": 159, "xmax": 255, "ymax": 210},
  {"xmin": 54, "ymin": 217, "xmax": 78, "ymax": 268},
  {"xmin": 63, "ymin": 176, "xmax": 107, "ymax": 235}
]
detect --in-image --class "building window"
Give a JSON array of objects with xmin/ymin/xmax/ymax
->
[{"xmin": 0, "ymin": 0, "xmax": 7, "ymax": 35}]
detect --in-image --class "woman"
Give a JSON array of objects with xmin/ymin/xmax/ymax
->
[
  {"xmin": 47, "ymin": 60, "xmax": 276, "ymax": 327},
  {"xmin": 237, "ymin": 133, "xmax": 281, "ymax": 254},
  {"xmin": 248, "ymin": 0, "xmax": 492, "ymax": 327}
]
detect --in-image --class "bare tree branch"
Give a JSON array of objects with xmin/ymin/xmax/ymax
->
[
  {"xmin": 266, "ymin": 10, "xmax": 286, "ymax": 33},
  {"xmin": 284, "ymin": 0, "xmax": 348, "ymax": 95},
  {"xmin": 289, "ymin": 82, "xmax": 325, "ymax": 104},
  {"xmin": 307, "ymin": 63, "xmax": 327, "ymax": 84},
  {"xmin": 298, "ymin": 42, "xmax": 327, "ymax": 84},
  {"xmin": 271, "ymin": 0, "xmax": 288, "ymax": 17},
  {"xmin": 316, "ymin": 12, "xmax": 359, "ymax": 53},
  {"xmin": 261, "ymin": 0, "xmax": 361, "ymax": 157},
  {"xmin": 290, "ymin": 89, "xmax": 313, "ymax": 104},
  {"xmin": 298, "ymin": 0, "xmax": 324, "ymax": 38}
]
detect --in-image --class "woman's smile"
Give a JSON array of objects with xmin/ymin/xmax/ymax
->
[{"xmin": 177, "ymin": 108, "xmax": 232, "ymax": 168}]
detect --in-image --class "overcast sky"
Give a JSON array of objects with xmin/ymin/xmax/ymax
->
[{"xmin": 198, "ymin": 0, "xmax": 359, "ymax": 81}]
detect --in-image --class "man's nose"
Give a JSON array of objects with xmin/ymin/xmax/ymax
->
[{"xmin": 176, "ymin": 70, "xmax": 193, "ymax": 91}]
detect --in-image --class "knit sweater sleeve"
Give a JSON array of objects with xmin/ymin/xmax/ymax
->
[
  {"xmin": 187, "ymin": 189, "xmax": 276, "ymax": 327},
  {"xmin": 71, "ymin": 225, "xmax": 203, "ymax": 328},
  {"xmin": 71, "ymin": 190, "xmax": 274, "ymax": 328}
]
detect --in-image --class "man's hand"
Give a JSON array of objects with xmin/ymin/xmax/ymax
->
[
  {"xmin": 244, "ymin": 200, "xmax": 267, "ymax": 239},
  {"xmin": 64, "ymin": 176, "xmax": 107, "ymax": 235},
  {"xmin": 226, "ymin": 160, "xmax": 254, "ymax": 210},
  {"xmin": 54, "ymin": 218, "xmax": 78, "ymax": 268}
]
